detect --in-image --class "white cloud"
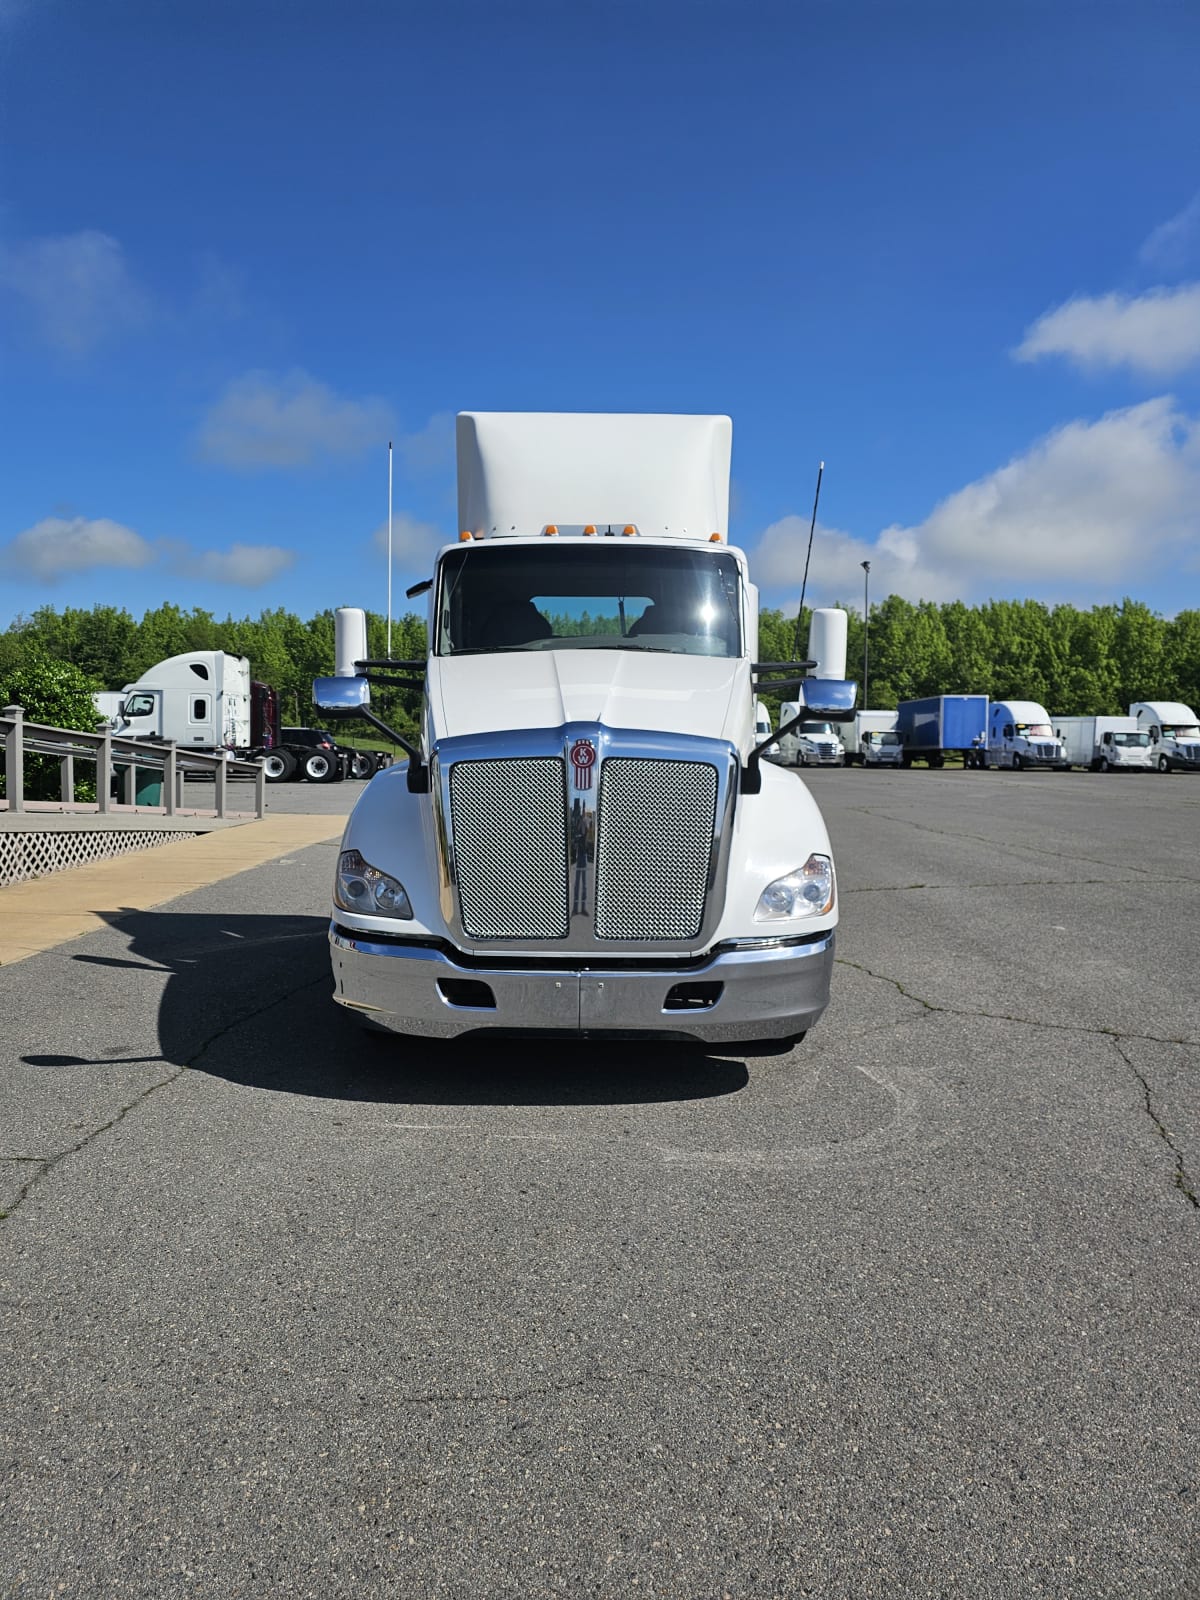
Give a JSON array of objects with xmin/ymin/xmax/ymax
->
[
  {"xmin": 1140, "ymin": 192, "xmax": 1200, "ymax": 271},
  {"xmin": 371, "ymin": 511, "xmax": 445, "ymax": 576},
  {"xmin": 0, "ymin": 231, "xmax": 152, "ymax": 355},
  {"xmin": 1014, "ymin": 284, "xmax": 1200, "ymax": 377},
  {"xmin": 178, "ymin": 543, "xmax": 296, "ymax": 586},
  {"xmin": 396, "ymin": 411, "xmax": 455, "ymax": 475},
  {"xmin": 195, "ymin": 369, "xmax": 395, "ymax": 470},
  {"xmin": 0, "ymin": 516, "xmax": 157, "ymax": 581},
  {"xmin": 752, "ymin": 398, "xmax": 1200, "ymax": 609}
]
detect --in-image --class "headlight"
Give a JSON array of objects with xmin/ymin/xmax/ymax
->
[
  {"xmin": 334, "ymin": 848, "xmax": 413, "ymax": 918},
  {"xmin": 754, "ymin": 854, "xmax": 835, "ymax": 920}
]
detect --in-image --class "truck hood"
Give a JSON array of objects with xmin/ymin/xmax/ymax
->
[{"xmin": 431, "ymin": 651, "xmax": 749, "ymax": 746}]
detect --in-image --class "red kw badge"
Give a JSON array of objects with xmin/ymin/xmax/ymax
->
[{"xmin": 570, "ymin": 739, "xmax": 596, "ymax": 790}]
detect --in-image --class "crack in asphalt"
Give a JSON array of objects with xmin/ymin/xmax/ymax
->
[
  {"xmin": 0, "ymin": 971, "xmax": 329, "ymax": 1224},
  {"xmin": 1111, "ymin": 1037, "xmax": 1200, "ymax": 1211},
  {"xmin": 837, "ymin": 956, "xmax": 1200, "ymax": 1212},
  {"xmin": 844, "ymin": 877, "xmax": 1121, "ymax": 895}
]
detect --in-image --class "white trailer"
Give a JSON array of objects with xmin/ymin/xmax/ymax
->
[
  {"xmin": 1054, "ymin": 715, "xmax": 1152, "ymax": 772},
  {"xmin": 1129, "ymin": 701, "xmax": 1200, "ymax": 773},
  {"xmin": 314, "ymin": 412, "xmax": 857, "ymax": 1050}
]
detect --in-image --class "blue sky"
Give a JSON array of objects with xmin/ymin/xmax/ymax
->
[{"xmin": 2, "ymin": 0, "xmax": 1200, "ymax": 631}]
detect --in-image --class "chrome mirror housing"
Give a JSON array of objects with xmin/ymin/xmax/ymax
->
[{"xmin": 312, "ymin": 675, "xmax": 372, "ymax": 716}]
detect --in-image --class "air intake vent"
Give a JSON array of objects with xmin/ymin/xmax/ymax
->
[
  {"xmin": 594, "ymin": 758, "xmax": 718, "ymax": 940},
  {"xmin": 450, "ymin": 758, "xmax": 569, "ymax": 938}
]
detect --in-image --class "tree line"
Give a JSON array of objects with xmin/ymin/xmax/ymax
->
[{"xmin": 3, "ymin": 595, "xmax": 1198, "ymax": 741}]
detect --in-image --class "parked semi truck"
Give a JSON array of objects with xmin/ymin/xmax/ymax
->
[
  {"xmin": 985, "ymin": 700, "xmax": 1069, "ymax": 769},
  {"xmin": 314, "ymin": 411, "xmax": 856, "ymax": 1049},
  {"xmin": 776, "ymin": 711, "xmax": 846, "ymax": 767},
  {"xmin": 1054, "ymin": 716, "xmax": 1152, "ymax": 773},
  {"xmin": 1130, "ymin": 701, "xmax": 1200, "ymax": 773},
  {"xmin": 95, "ymin": 652, "xmax": 391, "ymax": 781},
  {"xmin": 895, "ymin": 695, "xmax": 988, "ymax": 767}
]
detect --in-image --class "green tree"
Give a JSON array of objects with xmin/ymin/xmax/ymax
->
[{"xmin": 0, "ymin": 648, "xmax": 104, "ymax": 801}]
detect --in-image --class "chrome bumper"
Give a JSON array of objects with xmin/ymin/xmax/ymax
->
[{"xmin": 329, "ymin": 924, "xmax": 835, "ymax": 1043}]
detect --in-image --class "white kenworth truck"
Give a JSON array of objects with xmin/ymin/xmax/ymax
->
[{"xmin": 314, "ymin": 413, "xmax": 854, "ymax": 1051}]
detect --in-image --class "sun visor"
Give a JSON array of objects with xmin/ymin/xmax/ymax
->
[{"xmin": 456, "ymin": 412, "xmax": 732, "ymax": 540}]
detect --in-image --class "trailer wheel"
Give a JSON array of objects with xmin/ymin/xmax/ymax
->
[
  {"xmin": 303, "ymin": 750, "xmax": 335, "ymax": 782},
  {"xmin": 262, "ymin": 749, "xmax": 297, "ymax": 782},
  {"xmin": 929, "ymin": 754, "xmax": 945, "ymax": 769},
  {"xmin": 350, "ymin": 751, "xmax": 377, "ymax": 780}
]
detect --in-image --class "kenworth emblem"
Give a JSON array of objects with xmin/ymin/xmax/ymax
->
[{"xmin": 570, "ymin": 738, "xmax": 596, "ymax": 790}]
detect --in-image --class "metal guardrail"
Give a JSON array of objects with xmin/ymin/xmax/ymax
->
[{"xmin": 1, "ymin": 705, "xmax": 266, "ymax": 820}]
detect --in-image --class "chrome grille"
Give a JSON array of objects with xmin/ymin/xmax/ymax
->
[
  {"xmin": 450, "ymin": 758, "xmax": 569, "ymax": 939},
  {"xmin": 594, "ymin": 758, "xmax": 718, "ymax": 940}
]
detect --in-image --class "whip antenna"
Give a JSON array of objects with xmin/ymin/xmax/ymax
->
[{"xmin": 792, "ymin": 460, "xmax": 824, "ymax": 658}]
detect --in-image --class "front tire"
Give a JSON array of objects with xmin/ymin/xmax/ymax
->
[
  {"xmin": 1012, "ymin": 753, "xmax": 1023, "ymax": 771},
  {"xmin": 1159, "ymin": 755, "xmax": 1171, "ymax": 773},
  {"xmin": 1100, "ymin": 757, "xmax": 1110, "ymax": 772}
]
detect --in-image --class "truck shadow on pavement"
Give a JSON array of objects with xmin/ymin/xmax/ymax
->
[{"xmin": 22, "ymin": 908, "xmax": 750, "ymax": 1105}]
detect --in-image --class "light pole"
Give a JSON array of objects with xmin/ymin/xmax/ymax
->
[{"xmin": 860, "ymin": 560, "xmax": 871, "ymax": 706}]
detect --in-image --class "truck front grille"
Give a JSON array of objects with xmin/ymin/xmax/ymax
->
[
  {"xmin": 594, "ymin": 758, "xmax": 718, "ymax": 940},
  {"xmin": 450, "ymin": 758, "xmax": 569, "ymax": 939}
]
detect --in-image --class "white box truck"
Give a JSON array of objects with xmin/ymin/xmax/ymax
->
[
  {"xmin": 1129, "ymin": 701, "xmax": 1200, "ymax": 773},
  {"xmin": 844, "ymin": 709, "xmax": 901, "ymax": 766},
  {"xmin": 314, "ymin": 412, "xmax": 856, "ymax": 1050},
  {"xmin": 986, "ymin": 700, "xmax": 1069, "ymax": 769},
  {"xmin": 1054, "ymin": 715, "xmax": 1152, "ymax": 772}
]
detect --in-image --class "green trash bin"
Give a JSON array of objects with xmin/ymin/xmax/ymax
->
[{"xmin": 113, "ymin": 763, "xmax": 163, "ymax": 805}]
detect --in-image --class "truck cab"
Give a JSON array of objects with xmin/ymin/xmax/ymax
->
[
  {"xmin": 777, "ymin": 710, "xmax": 845, "ymax": 767},
  {"xmin": 316, "ymin": 412, "xmax": 854, "ymax": 1050},
  {"xmin": 986, "ymin": 700, "xmax": 1068, "ymax": 770},
  {"xmin": 1130, "ymin": 701, "xmax": 1200, "ymax": 773}
]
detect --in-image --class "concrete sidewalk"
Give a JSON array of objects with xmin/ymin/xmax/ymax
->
[{"xmin": 0, "ymin": 812, "xmax": 344, "ymax": 966}]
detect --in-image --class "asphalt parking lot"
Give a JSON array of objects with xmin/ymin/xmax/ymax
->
[{"xmin": 1, "ymin": 767, "xmax": 1197, "ymax": 1598}]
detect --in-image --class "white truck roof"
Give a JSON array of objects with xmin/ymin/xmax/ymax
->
[
  {"xmin": 992, "ymin": 699, "xmax": 1051, "ymax": 721},
  {"xmin": 1131, "ymin": 701, "xmax": 1197, "ymax": 721},
  {"xmin": 456, "ymin": 412, "xmax": 732, "ymax": 541}
]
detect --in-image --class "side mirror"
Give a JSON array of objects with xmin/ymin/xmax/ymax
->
[
  {"xmin": 800, "ymin": 678, "xmax": 857, "ymax": 721},
  {"xmin": 313, "ymin": 676, "xmax": 371, "ymax": 717}
]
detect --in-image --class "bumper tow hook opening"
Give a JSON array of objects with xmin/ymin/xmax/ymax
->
[
  {"xmin": 438, "ymin": 978, "xmax": 497, "ymax": 1010},
  {"xmin": 663, "ymin": 981, "xmax": 724, "ymax": 1012}
]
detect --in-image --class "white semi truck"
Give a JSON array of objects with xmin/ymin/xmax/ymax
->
[
  {"xmin": 986, "ymin": 699, "xmax": 1069, "ymax": 770},
  {"xmin": 1129, "ymin": 701, "xmax": 1200, "ymax": 773},
  {"xmin": 1054, "ymin": 715, "xmax": 1152, "ymax": 773},
  {"xmin": 315, "ymin": 412, "xmax": 855, "ymax": 1050}
]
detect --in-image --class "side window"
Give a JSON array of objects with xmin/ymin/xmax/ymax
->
[
  {"xmin": 190, "ymin": 695, "xmax": 210, "ymax": 723},
  {"xmin": 189, "ymin": 662, "xmax": 210, "ymax": 680},
  {"xmin": 125, "ymin": 693, "xmax": 155, "ymax": 718}
]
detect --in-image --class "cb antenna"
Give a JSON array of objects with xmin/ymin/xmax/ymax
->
[{"xmin": 792, "ymin": 460, "xmax": 825, "ymax": 658}]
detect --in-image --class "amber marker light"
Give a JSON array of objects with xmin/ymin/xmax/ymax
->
[
  {"xmin": 583, "ymin": 524, "xmax": 597, "ymax": 536},
  {"xmin": 458, "ymin": 530, "xmax": 473, "ymax": 542},
  {"xmin": 622, "ymin": 524, "xmax": 637, "ymax": 537},
  {"xmin": 544, "ymin": 524, "xmax": 559, "ymax": 536},
  {"xmin": 709, "ymin": 532, "xmax": 723, "ymax": 543}
]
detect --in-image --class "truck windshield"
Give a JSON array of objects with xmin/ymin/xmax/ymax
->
[
  {"xmin": 1112, "ymin": 731, "xmax": 1150, "ymax": 747},
  {"xmin": 1016, "ymin": 722, "xmax": 1053, "ymax": 736},
  {"xmin": 1164, "ymin": 724, "xmax": 1200, "ymax": 739},
  {"xmin": 436, "ymin": 543, "xmax": 742, "ymax": 658},
  {"xmin": 879, "ymin": 731, "xmax": 900, "ymax": 745}
]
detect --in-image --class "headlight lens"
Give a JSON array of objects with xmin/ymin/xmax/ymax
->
[
  {"xmin": 754, "ymin": 854, "xmax": 835, "ymax": 920},
  {"xmin": 334, "ymin": 848, "xmax": 413, "ymax": 918}
]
